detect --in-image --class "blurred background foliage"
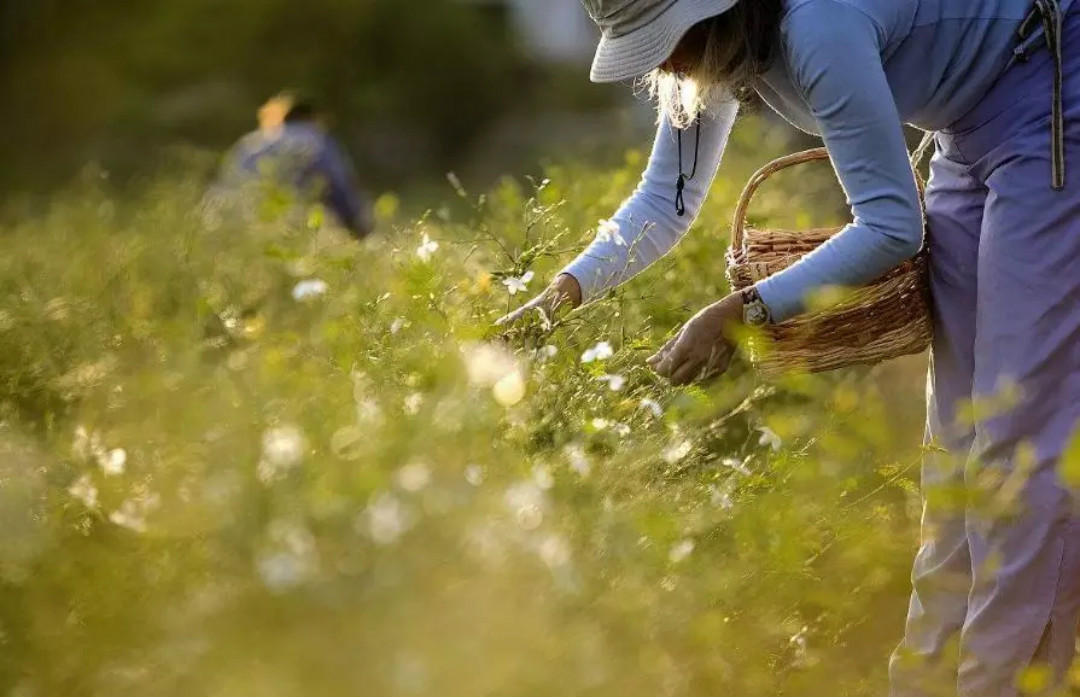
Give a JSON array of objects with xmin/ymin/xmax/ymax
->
[{"xmin": 0, "ymin": 0, "xmax": 629, "ymax": 194}]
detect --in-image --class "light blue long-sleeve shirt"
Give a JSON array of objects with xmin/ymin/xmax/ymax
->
[{"xmin": 562, "ymin": 0, "xmax": 1069, "ymax": 322}]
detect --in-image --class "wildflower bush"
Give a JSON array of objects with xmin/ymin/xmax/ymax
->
[{"xmin": 0, "ymin": 119, "xmax": 932, "ymax": 696}]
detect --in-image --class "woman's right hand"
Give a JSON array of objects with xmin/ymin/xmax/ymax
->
[{"xmin": 495, "ymin": 273, "xmax": 582, "ymax": 327}]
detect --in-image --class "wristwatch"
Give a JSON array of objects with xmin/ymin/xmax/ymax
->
[{"xmin": 741, "ymin": 286, "xmax": 773, "ymax": 327}]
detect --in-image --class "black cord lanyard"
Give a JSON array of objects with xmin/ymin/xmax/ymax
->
[{"xmin": 675, "ymin": 119, "xmax": 702, "ymax": 217}]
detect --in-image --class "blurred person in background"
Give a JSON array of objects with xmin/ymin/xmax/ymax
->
[
  {"xmin": 205, "ymin": 92, "xmax": 374, "ymax": 239},
  {"xmin": 500, "ymin": 0, "xmax": 1080, "ymax": 695}
]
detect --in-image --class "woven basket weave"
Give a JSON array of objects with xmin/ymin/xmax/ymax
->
[{"xmin": 725, "ymin": 147, "xmax": 933, "ymax": 376}]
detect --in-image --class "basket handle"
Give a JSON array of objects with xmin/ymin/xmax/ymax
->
[
  {"xmin": 731, "ymin": 148, "xmax": 830, "ymax": 250},
  {"xmin": 730, "ymin": 135, "xmax": 934, "ymax": 250}
]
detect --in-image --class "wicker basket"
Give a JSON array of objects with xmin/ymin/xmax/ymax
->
[{"xmin": 725, "ymin": 147, "xmax": 933, "ymax": 376}]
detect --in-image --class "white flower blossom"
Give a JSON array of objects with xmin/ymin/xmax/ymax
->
[
  {"xmin": 501, "ymin": 271, "xmax": 535, "ymax": 296},
  {"xmin": 565, "ymin": 444, "xmax": 591, "ymax": 478},
  {"xmin": 396, "ymin": 462, "xmax": 432, "ymax": 493},
  {"xmin": 591, "ymin": 418, "xmax": 609, "ymax": 431},
  {"xmin": 101, "ymin": 448, "xmax": 127, "ymax": 476},
  {"xmin": 365, "ymin": 493, "xmax": 412, "ymax": 545},
  {"xmin": 640, "ymin": 398, "xmax": 664, "ymax": 419},
  {"xmin": 404, "ymin": 392, "xmax": 424, "ymax": 415},
  {"xmin": 416, "ymin": 233, "xmax": 439, "ymax": 262},
  {"xmin": 662, "ymin": 439, "xmax": 693, "ymax": 464},
  {"xmin": 581, "ymin": 341, "xmax": 614, "ymax": 364},
  {"xmin": 722, "ymin": 457, "xmax": 752, "ymax": 476},
  {"xmin": 535, "ymin": 344, "xmax": 558, "ymax": 361},
  {"xmin": 108, "ymin": 494, "xmax": 159, "ymax": 533},
  {"xmin": 291, "ymin": 279, "xmax": 328, "ymax": 301},
  {"xmin": 613, "ymin": 422, "xmax": 631, "ymax": 437},
  {"xmin": 389, "ymin": 317, "xmax": 410, "ymax": 334},
  {"xmin": 492, "ymin": 371, "xmax": 526, "ymax": 406},
  {"xmin": 669, "ymin": 538, "xmax": 696, "ymax": 563},
  {"xmin": 257, "ymin": 520, "xmax": 319, "ymax": 592},
  {"xmin": 532, "ymin": 465, "xmax": 554, "ymax": 490},
  {"xmin": 595, "ymin": 219, "xmax": 626, "ymax": 246},
  {"xmin": 758, "ymin": 427, "xmax": 783, "ymax": 452},
  {"xmin": 597, "ymin": 374, "xmax": 626, "ymax": 392},
  {"xmin": 504, "ymin": 480, "xmax": 547, "ymax": 530},
  {"xmin": 258, "ymin": 425, "xmax": 307, "ymax": 483},
  {"xmin": 464, "ymin": 464, "xmax": 484, "ymax": 487},
  {"xmin": 68, "ymin": 475, "xmax": 99, "ymax": 509},
  {"xmin": 710, "ymin": 483, "xmax": 736, "ymax": 510},
  {"xmin": 538, "ymin": 534, "xmax": 571, "ymax": 569}
]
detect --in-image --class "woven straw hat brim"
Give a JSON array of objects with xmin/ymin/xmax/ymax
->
[{"xmin": 589, "ymin": 0, "xmax": 740, "ymax": 83}]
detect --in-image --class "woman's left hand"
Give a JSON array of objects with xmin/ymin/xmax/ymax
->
[{"xmin": 647, "ymin": 293, "xmax": 744, "ymax": 386}]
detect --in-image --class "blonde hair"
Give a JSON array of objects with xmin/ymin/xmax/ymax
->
[
  {"xmin": 257, "ymin": 93, "xmax": 295, "ymax": 134},
  {"xmin": 643, "ymin": 1, "xmax": 782, "ymax": 128}
]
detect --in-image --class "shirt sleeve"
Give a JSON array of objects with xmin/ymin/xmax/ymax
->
[
  {"xmin": 754, "ymin": 0, "xmax": 923, "ymax": 322},
  {"xmin": 559, "ymin": 99, "xmax": 739, "ymax": 302}
]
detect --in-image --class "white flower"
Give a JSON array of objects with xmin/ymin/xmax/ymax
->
[
  {"xmin": 291, "ymin": 279, "xmax": 328, "ymax": 301},
  {"xmin": 464, "ymin": 343, "xmax": 519, "ymax": 386},
  {"xmin": 464, "ymin": 464, "xmax": 484, "ymax": 487},
  {"xmin": 492, "ymin": 371, "xmax": 526, "ymax": 407},
  {"xmin": 710, "ymin": 483, "xmax": 736, "ymax": 510},
  {"xmin": 581, "ymin": 341, "xmax": 614, "ymax": 364},
  {"xmin": 501, "ymin": 271, "xmax": 535, "ymax": 296},
  {"xmin": 640, "ymin": 398, "xmax": 664, "ymax": 418},
  {"xmin": 73, "ymin": 426, "xmax": 103, "ymax": 462},
  {"xmin": 257, "ymin": 520, "xmax": 318, "ymax": 592},
  {"xmin": 396, "ymin": 462, "xmax": 432, "ymax": 493},
  {"xmin": 591, "ymin": 418, "xmax": 609, "ymax": 431},
  {"xmin": 538, "ymin": 534, "xmax": 571, "ymax": 569},
  {"xmin": 389, "ymin": 317, "xmax": 410, "ymax": 334},
  {"xmin": 463, "ymin": 343, "xmax": 528, "ymax": 406},
  {"xmin": 662, "ymin": 439, "xmax": 693, "ymax": 464},
  {"xmin": 597, "ymin": 374, "xmax": 626, "ymax": 392},
  {"xmin": 565, "ymin": 444, "xmax": 590, "ymax": 478},
  {"xmin": 404, "ymin": 392, "xmax": 424, "ymax": 415},
  {"xmin": 100, "ymin": 448, "xmax": 127, "ymax": 476},
  {"xmin": 758, "ymin": 427, "xmax": 782, "ymax": 452},
  {"xmin": 109, "ymin": 494, "xmax": 159, "ymax": 533},
  {"xmin": 613, "ymin": 422, "xmax": 632, "ymax": 437},
  {"xmin": 258, "ymin": 425, "xmax": 306, "ymax": 483},
  {"xmin": 531, "ymin": 343, "xmax": 557, "ymax": 360},
  {"xmin": 595, "ymin": 219, "xmax": 626, "ymax": 246},
  {"xmin": 68, "ymin": 475, "xmax": 99, "ymax": 509},
  {"xmin": 722, "ymin": 457, "xmax": 752, "ymax": 476},
  {"xmin": 365, "ymin": 493, "xmax": 412, "ymax": 545},
  {"xmin": 669, "ymin": 538, "xmax": 696, "ymax": 563},
  {"xmin": 504, "ymin": 480, "xmax": 547, "ymax": 530},
  {"xmin": 532, "ymin": 465, "xmax": 554, "ymax": 490},
  {"xmin": 416, "ymin": 233, "xmax": 439, "ymax": 262}
]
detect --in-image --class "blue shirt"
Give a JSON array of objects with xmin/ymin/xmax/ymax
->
[
  {"xmin": 562, "ymin": 0, "xmax": 1068, "ymax": 321},
  {"xmin": 215, "ymin": 122, "xmax": 373, "ymax": 238}
]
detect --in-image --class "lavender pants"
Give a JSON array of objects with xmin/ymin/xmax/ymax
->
[{"xmin": 890, "ymin": 10, "xmax": 1080, "ymax": 697}]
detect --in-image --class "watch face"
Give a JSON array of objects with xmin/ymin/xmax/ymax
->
[{"xmin": 745, "ymin": 302, "xmax": 769, "ymax": 326}]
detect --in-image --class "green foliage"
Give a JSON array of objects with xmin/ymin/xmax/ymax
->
[
  {"xmin": 0, "ymin": 0, "xmax": 531, "ymax": 190},
  {"xmin": 0, "ymin": 120, "xmax": 929, "ymax": 696}
]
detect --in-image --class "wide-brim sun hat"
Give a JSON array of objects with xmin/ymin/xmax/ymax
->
[{"xmin": 584, "ymin": 0, "xmax": 740, "ymax": 83}]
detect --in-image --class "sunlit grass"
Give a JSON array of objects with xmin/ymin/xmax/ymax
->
[{"xmin": 0, "ymin": 119, "xmax": 933, "ymax": 696}]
